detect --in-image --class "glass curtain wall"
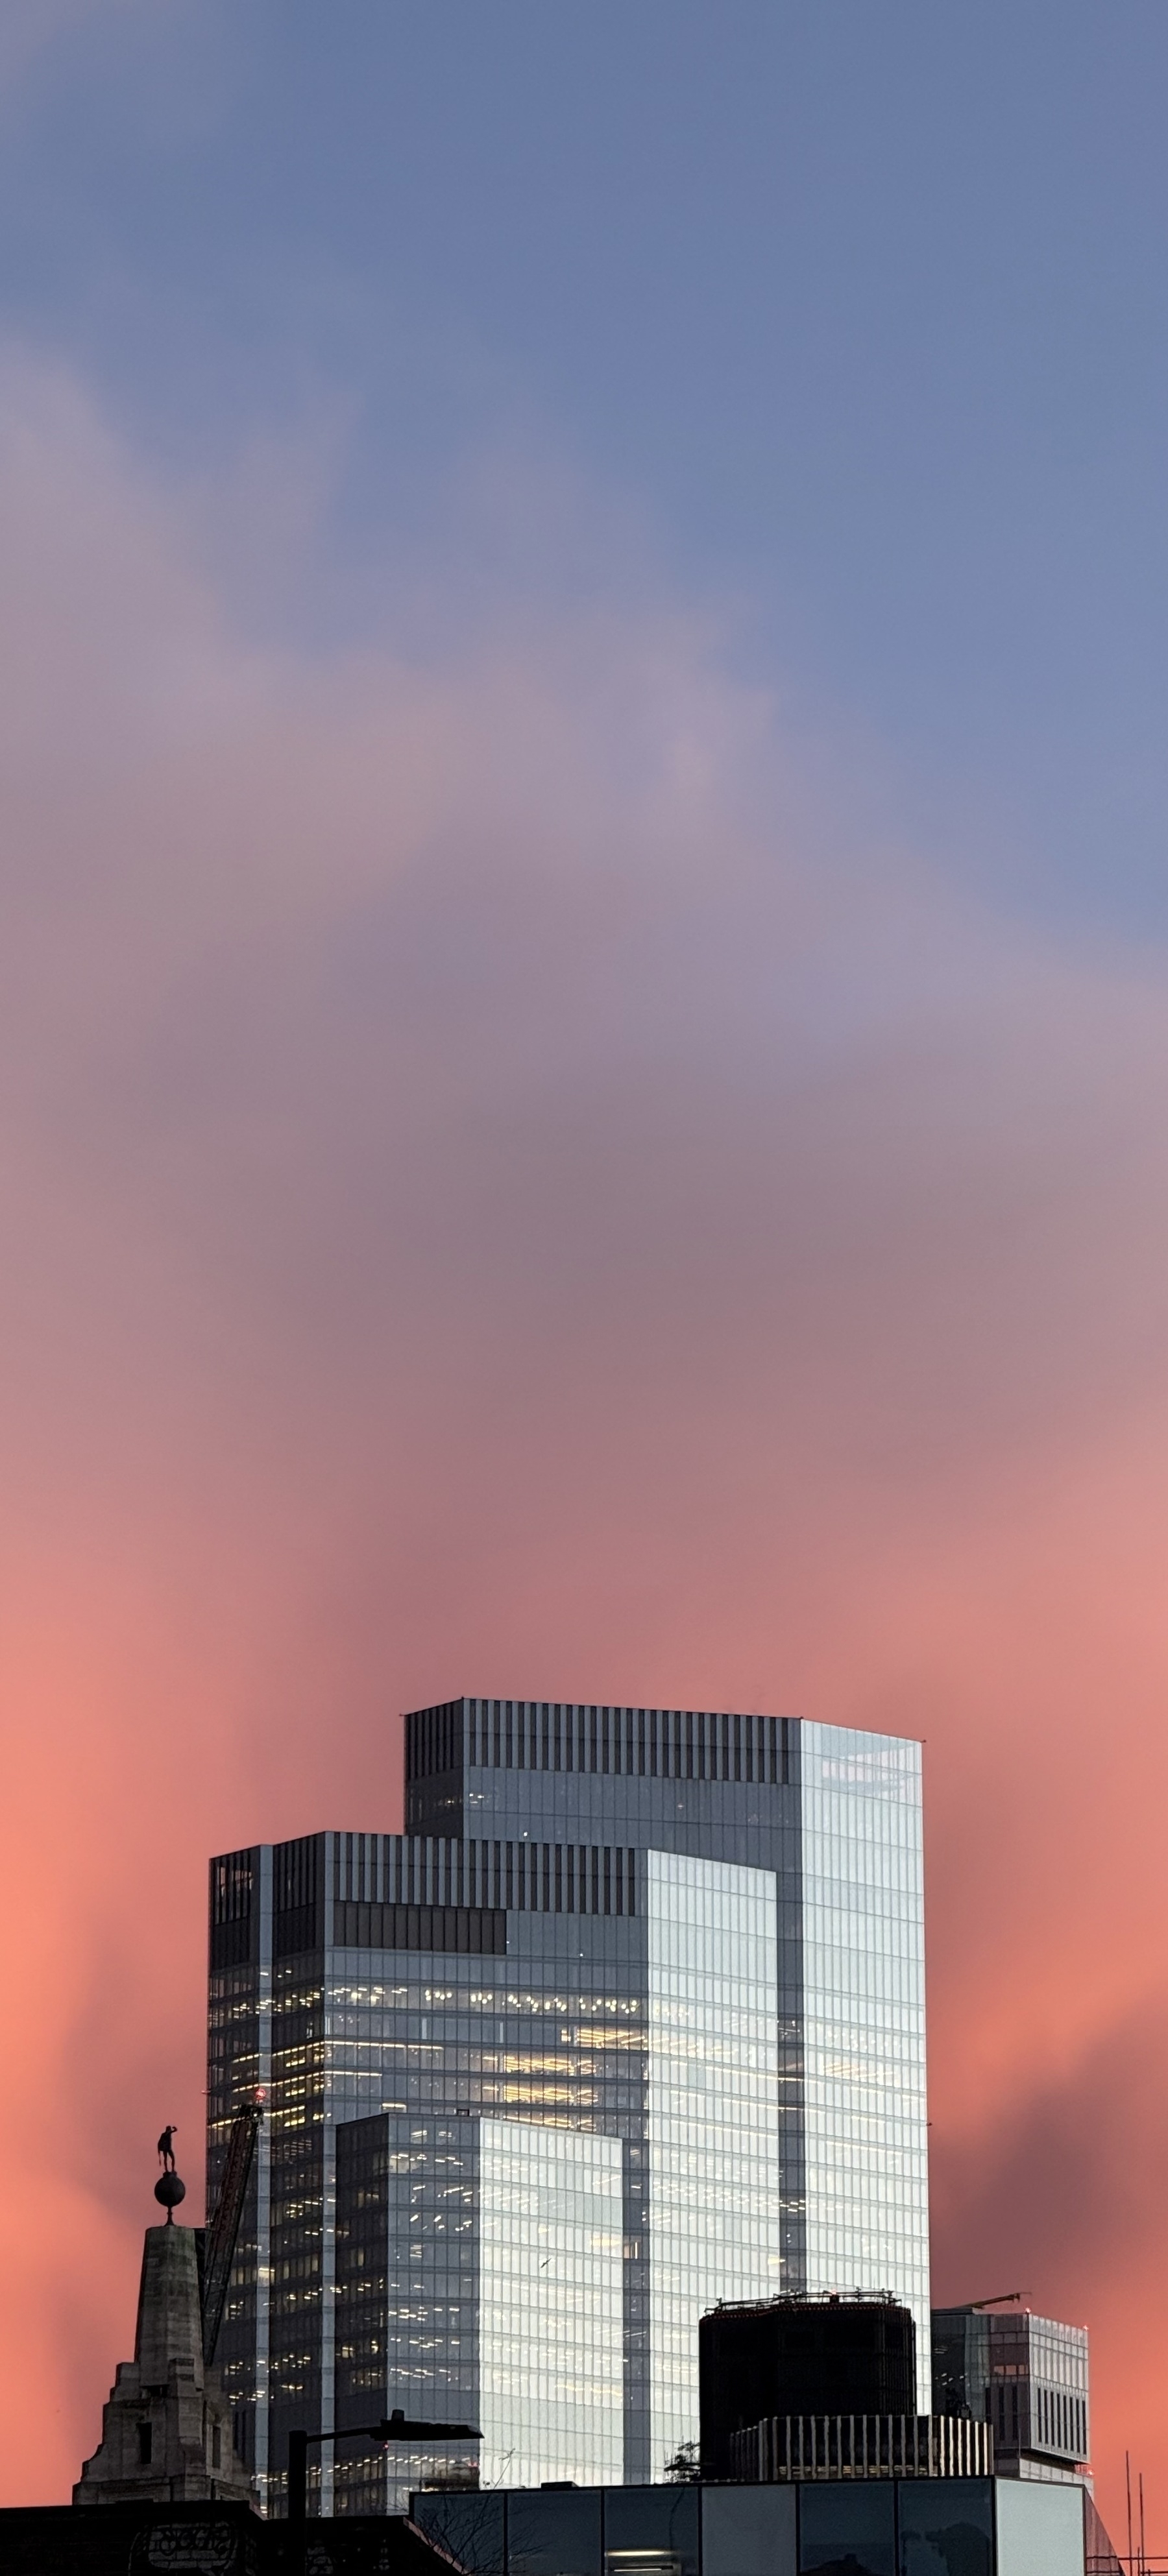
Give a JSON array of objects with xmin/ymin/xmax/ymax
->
[
  {"xmin": 798, "ymin": 1726, "xmax": 931, "ymax": 2407},
  {"xmin": 479, "ymin": 2119, "xmax": 624, "ymax": 2489},
  {"xmin": 645, "ymin": 1852, "xmax": 782, "ymax": 2478},
  {"xmin": 334, "ymin": 2112, "xmax": 623, "ymax": 2509}
]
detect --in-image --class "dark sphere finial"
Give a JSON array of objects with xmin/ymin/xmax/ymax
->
[{"xmin": 154, "ymin": 2169, "xmax": 186, "ymax": 2221}]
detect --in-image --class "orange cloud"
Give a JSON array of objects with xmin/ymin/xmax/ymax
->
[{"xmin": 0, "ymin": 354, "xmax": 1165, "ymax": 2546}]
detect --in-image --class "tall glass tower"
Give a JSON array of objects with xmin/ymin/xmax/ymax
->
[{"xmin": 206, "ymin": 1702, "xmax": 929, "ymax": 2516}]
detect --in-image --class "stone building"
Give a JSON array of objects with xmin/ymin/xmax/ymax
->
[{"xmin": 75, "ymin": 2207, "xmax": 254, "ymax": 2506}]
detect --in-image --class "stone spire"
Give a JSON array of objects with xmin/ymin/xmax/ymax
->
[{"xmin": 74, "ymin": 2138, "xmax": 254, "ymax": 2507}]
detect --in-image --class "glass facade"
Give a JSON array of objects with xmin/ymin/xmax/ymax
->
[
  {"xmin": 931, "ymin": 2308, "xmax": 1089, "ymax": 2474},
  {"xmin": 702, "ymin": 2485, "xmax": 797, "ymax": 2576},
  {"xmin": 797, "ymin": 2479, "xmax": 895, "ymax": 2575},
  {"xmin": 645, "ymin": 1854, "xmax": 781, "ymax": 2477},
  {"xmin": 897, "ymin": 2481, "xmax": 993, "ymax": 2576},
  {"xmin": 335, "ymin": 2112, "xmax": 480, "ymax": 2515},
  {"xmin": 508, "ymin": 2489, "xmax": 603, "ymax": 2576},
  {"xmin": 412, "ymin": 2479, "xmax": 1077, "ymax": 2576},
  {"xmin": 333, "ymin": 2113, "xmax": 622, "ymax": 2507},
  {"xmin": 479, "ymin": 2119, "xmax": 624, "ymax": 2490},
  {"xmin": 799, "ymin": 1727, "xmax": 929, "ymax": 2401},
  {"xmin": 208, "ymin": 1701, "xmax": 930, "ymax": 2512},
  {"xmin": 205, "ymin": 1844, "xmax": 274, "ymax": 2484}
]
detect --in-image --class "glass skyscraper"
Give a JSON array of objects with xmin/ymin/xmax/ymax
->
[{"xmin": 206, "ymin": 1700, "xmax": 929, "ymax": 2516}]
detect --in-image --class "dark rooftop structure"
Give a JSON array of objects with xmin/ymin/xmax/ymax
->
[{"xmin": 699, "ymin": 2294, "xmax": 917, "ymax": 2481}]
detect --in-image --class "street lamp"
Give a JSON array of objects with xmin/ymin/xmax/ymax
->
[{"xmin": 286, "ymin": 2407, "xmax": 481, "ymax": 2529}]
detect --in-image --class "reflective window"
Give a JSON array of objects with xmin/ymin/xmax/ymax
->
[
  {"xmin": 604, "ymin": 2483, "xmax": 700, "ymax": 2576},
  {"xmin": 645, "ymin": 1853, "xmax": 782, "ymax": 2476},
  {"xmin": 898, "ymin": 2480, "xmax": 992, "ymax": 2576},
  {"xmin": 702, "ymin": 2483, "xmax": 796, "ymax": 2576},
  {"xmin": 480, "ymin": 2121, "xmax": 624, "ymax": 2488},
  {"xmin": 798, "ymin": 2481, "xmax": 895, "ymax": 2576},
  {"xmin": 509, "ymin": 2490, "xmax": 602, "ymax": 2576},
  {"xmin": 799, "ymin": 1726, "xmax": 931, "ymax": 2406},
  {"xmin": 413, "ymin": 2490, "xmax": 505, "ymax": 2574}
]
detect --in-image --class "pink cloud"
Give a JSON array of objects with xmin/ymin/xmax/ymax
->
[{"xmin": 0, "ymin": 354, "xmax": 1166, "ymax": 2544}]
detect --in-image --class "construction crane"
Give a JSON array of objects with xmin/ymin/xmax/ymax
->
[{"xmin": 201, "ymin": 2098, "xmax": 263, "ymax": 2367}]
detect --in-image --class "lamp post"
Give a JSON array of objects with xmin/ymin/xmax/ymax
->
[{"xmin": 286, "ymin": 2407, "xmax": 481, "ymax": 2558}]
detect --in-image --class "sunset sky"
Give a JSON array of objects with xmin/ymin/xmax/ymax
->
[{"xmin": 5, "ymin": 5, "xmax": 1168, "ymax": 2544}]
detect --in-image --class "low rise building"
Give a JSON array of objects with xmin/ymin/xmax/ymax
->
[{"xmin": 413, "ymin": 2469, "xmax": 1104, "ymax": 2576}]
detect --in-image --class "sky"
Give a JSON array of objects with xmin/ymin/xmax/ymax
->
[{"xmin": 3, "ymin": 2, "xmax": 1168, "ymax": 2543}]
